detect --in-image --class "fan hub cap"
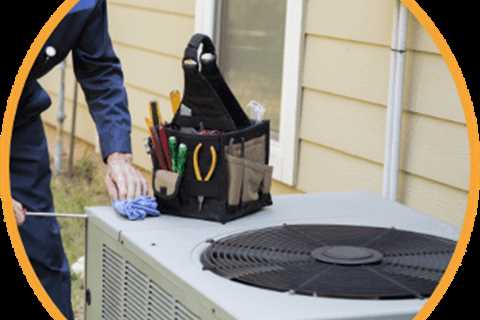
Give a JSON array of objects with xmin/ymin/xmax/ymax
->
[{"xmin": 311, "ymin": 246, "xmax": 383, "ymax": 265}]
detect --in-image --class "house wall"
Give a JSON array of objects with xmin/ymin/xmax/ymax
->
[
  {"xmin": 296, "ymin": 0, "xmax": 468, "ymax": 226},
  {"xmin": 39, "ymin": 0, "xmax": 469, "ymax": 226}
]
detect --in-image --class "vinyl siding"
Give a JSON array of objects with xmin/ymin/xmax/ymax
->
[
  {"xmin": 39, "ymin": 0, "xmax": 468, "ymax": 226},
  {"xmin": 298, "ymin": 0, "xmax": 468, "ymax": 226}
]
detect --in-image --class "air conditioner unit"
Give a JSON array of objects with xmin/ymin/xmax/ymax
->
[{"xmin": 85, "ymin": 193, "xmax": 458, "ymax": 320}]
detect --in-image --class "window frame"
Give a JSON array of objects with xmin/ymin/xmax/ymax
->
[{"xmin": 195, "ymin": 0, "xmax": 304, "ymax": 185}]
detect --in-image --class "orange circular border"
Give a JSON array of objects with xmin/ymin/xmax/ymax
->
[
  {"xmin": 403, "ymin": 0, "xmax": 480, "ymax": 318},
  {"xmin": 0, "ymin": 1, "xmax": 79, "ymax": 319},
  {"xmin": 0, "ymin": 1, "xmax": 479, "ymax": 319}
]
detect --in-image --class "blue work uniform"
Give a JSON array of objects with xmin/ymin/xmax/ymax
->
[{"xmin": 11, "ymin": 0, "xmax": 131, "ymax": 318}]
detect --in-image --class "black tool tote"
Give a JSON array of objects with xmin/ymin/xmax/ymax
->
[{"xmin": 151, "ymin": 34, "xmax": 273, "ymax": 223}]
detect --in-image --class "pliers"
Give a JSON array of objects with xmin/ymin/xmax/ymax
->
[
  {"xmin": 193, "ymin": 144, "xmax": 218, "ymax": 182},
  {"xmin": 193, "ymin": 143, "xmax": 218, "ymax": 211}
]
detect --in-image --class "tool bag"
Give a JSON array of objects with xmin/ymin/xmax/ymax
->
[{"xmin": 150, "ymin": 34, "xmax": 273, "ymax": 223}]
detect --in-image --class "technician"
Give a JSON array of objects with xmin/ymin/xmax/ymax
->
[{"xmin": 10, "ymin": 0, "xmax": 147, "ymax": 318}]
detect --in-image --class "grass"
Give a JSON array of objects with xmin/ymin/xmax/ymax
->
[{"xmin": 51, "ymin": 152, "xmax": 110, "ymax": 320}]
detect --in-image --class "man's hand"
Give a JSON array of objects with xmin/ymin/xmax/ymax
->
[
  {"xmin": 105, "ymin": 153, "xmax": 149, "ymax": 201},
  {"xmin": 12, "ymin": 199, "xmax": 26, "ymax": 225}
]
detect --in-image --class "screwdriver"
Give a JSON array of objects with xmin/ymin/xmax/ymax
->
[
  {"xmin": 177, "ymin": 143, "xmax": 188, "ymax": 175},
  {"xmin": 197, "ymin": 195, "xmax": 205, "ymax": 213},
  {"xmin": 169, "ymin": 90, "xmax": 182, "ymax": 114},
  {"xmin": 150, "ymin": 101, "xmax": 160, "ymax": 127},
  {"xmin": 169, "ymin": 136, "xmax": 178, "ymax": 172},
  {"xmin": 26, "ymin": 212, "xmax": 88, "ymax": 219}
]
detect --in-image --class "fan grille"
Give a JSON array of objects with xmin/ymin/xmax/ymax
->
[{"xmin": 200, "ymin": 224, "xmax": 455, "ymax": 299}]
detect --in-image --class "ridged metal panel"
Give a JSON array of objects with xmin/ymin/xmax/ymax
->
[
  {"xmin": 101, "ymin": 244, "xmax": 200, "ymax": 320},
  {"xmin": 101, "ymin": 245, "xmax": 125, "ymax": 320}
]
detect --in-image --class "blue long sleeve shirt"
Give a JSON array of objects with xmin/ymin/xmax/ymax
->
[{"xmin": 16, "ymin": 0, "xmax": 131, "ymax": 159}]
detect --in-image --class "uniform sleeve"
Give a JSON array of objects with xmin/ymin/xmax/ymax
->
[{"xmin": 72, "ymin": 0, "xmax": 131, "ymax": 160}]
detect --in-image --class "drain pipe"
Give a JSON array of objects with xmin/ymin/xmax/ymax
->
[
  {"xmin": 68, "ymin": 80, "xmax": 79, "ymax": 176},
  {"xmin": 55, "ymin": 60, "xmax": 67, "ymax": 175},
  {"xmin": 382, "ymin": 2, "xmax": 409, "ymax": 201},
  {"xmin": 195, "ymin": 0, "xmax": 217, "ymax": 39}
]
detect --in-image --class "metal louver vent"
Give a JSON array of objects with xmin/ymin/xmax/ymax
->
[
  {"xmin": 102, "ymin": 245, "xmax": 124, "ymax": 320},
  {"xmin": 101, "ymin": 244, "xmax": 200, "ymax": 320}
]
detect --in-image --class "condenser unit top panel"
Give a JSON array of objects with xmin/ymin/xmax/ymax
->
[{"xmin": 87, "ymin": 192, "xmax": 459, "ymax": 320}]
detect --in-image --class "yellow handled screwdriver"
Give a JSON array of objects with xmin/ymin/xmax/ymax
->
[{"xmin": 169, "ymin": 90, "xmax": 182, "ymax": 114}]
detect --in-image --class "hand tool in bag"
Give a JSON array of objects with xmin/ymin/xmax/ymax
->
[
  {"xmin": 170, "ymin": 90, "xmax": 182, "ymax": 114},
  {"xmin": 169, "ymin": 136, "xmax": 178, "ymax": 172},
  {"xmin": 193, "ymin": 143, "xmax": 218, "ymax": 212},
  {"xmin": 197, "ymin": 121, "xmax": 222, "ymax": 136},
  {"xmin": 177, "ymin": 143, "xmax": 188, "ymax": 175},
  {"xmin": 144, "ymin": 118, "xmax": 155, "ymax": 162},
  {"xmin": 146, "ymin": 118, "xmax": 169, "ymax": 170},
  {"xmin": 147, "ymin": 101, "xmax": 171, "ymax": 170},
  {"xmin": 149, "ymin": 100, "xmax": 165, "ymax": 126},
  {"xmin": 145, "ymin": 117, "xmax": 154, "ymax": 130},
  {"xmin": 166, "ymin": 137, "xmax": 186, "ymax": 174},
  {"xmin": 193, "ymin": 143, "xmax": 218, "ymax": 182},
  {"xmin": 157, "ymin": 127, "xmax": 171, "ymax": 170}
]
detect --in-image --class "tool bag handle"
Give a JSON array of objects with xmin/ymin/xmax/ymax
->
[
  {"xmin": 183, "ymin": 33, "xmax": 217, "ymax": 63},
  {"xmin": 172, "ymin": 34, "xmax": 251, "ymax": 131}
]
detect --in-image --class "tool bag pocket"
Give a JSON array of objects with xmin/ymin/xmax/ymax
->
[
  {"xmin": 150, "ymin": 33, "xmax": 273, "ymax": 223},
  {"xmin": 149, "ymin": 141, "xmax": 182, "ymax": 212},
  {"xmin": 223, "ymin": 120, "xmax": 273, "ymax": 211},
  {"xmin": 242, "ymin": 158, "xmax": 273, "ymax": 203},
  {"xmin": 153, "ymin": 170, "xmax": 181, "ymax": 199},
  {"xmin": 226, "ymin": 155, "xmax": 273, "ymax": 205}
]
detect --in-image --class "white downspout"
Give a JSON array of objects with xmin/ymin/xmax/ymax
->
[
  {"xmin": 195, "ymin": 0, "xmax": 217, "ymax": 39},
  {"xmin": 382, "ymin": 2, "xmax": 409, "ymax": 201}
]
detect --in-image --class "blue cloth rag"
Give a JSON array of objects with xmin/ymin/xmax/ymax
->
[{"xmin": 113, "ymin": 196, "xmax": 160, "ymax": 221}]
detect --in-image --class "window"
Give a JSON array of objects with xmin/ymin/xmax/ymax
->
[
  {"xmin": 217, "ymin": 0, "xmax": 287, "ymax": 138},
  {"xmin": 196, "ymin": 0, "xmax": 304, "ymax": 185}
]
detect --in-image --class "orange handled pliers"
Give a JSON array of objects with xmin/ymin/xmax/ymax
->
[{"xmin": 193, "ymin": 143, "xmax": 218, "ymax": 182}]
